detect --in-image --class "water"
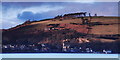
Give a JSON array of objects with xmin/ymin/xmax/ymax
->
[{"xmin": 0, "ymin": 53, "xmax": 118, "ymax": 58}]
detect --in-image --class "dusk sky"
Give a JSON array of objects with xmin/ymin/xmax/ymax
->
[{"xmin": 1, "ymin": 2, "xmax": 118, "ymax": 29}]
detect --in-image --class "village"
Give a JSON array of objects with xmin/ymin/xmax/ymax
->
[{"xmin": 2, "ymin": 38, "xmax": 112, "ymax": 54}]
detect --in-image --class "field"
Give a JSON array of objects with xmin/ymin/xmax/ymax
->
[{"xmin": 29, "ymin": 16, "xmax": 119, "ymax": 35}]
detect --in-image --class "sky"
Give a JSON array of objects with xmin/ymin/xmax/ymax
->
[{"xmin": 1, "ymin": 2, "xmax": 118, "ymax": 29}]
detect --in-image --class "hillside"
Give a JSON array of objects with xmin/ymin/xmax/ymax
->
[{"xmin": 2, "ymin": 16, "xmax": 120, "ymax": 53}]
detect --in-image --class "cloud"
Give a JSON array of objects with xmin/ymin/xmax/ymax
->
[
  {"xmin": 2, "ymin": 6, "xmax": 24, "ymax": 29},
  {"xmin": 2, "ymin": 18, "xmax": 24, "ymax": 29},
  {"xmin": 17, "ymin": 11, "xmax": 41, "ymax": 20},
  {"xmin": 74, "ymin": 0, "xmax": 95, "ymax": 3},
  {"xmin": 1, "ymin": 2, "xmax": 118, "ymax": 29},
  {"xmin": 20, "ymin": 5, "xmax": 64, "ymax": 14},
  {"xmin": 17, "ymin": 5, "xmax": 64, "ymax": 20},
  {"xmin": 2, "ymin": 4, "xmax": 64, "ymax": 29},
  {"xmin": 0, "ymin": 3, "xmax": 2, "ymax": 29}
]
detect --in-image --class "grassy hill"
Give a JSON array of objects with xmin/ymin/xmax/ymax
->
[
  {"xmin": 2, "ymin": 16, "xmax": 120, "ymax": 43},
  {"xmin": 27, "ymin": 16, "xmax": 119, "ymax": 35},
  {"xmin": 2, "ymin": 16, "xmax": 120, "ymax": 53}
]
